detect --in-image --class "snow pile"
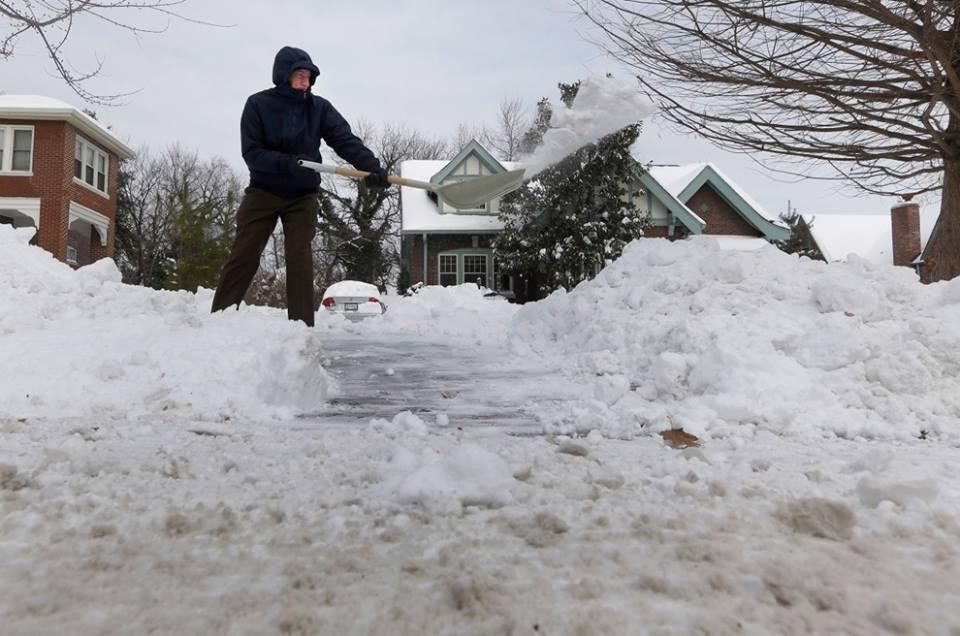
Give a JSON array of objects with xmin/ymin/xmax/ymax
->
[
  {"xmin": 522, "ymin": 74, "xmax": 657, "ymax": 176},
  {"xmin": 508, "ymin": 236, "xmax": 960, "ymax": 441},
  {"xmin": 0, "ymin": 226, "xmax": 330, "ymax": 421},
  {"xmin": 324, "ymin": 283, "xmax": 519, "ymax": 342},
  {"xmin": 379, "ymin": 442, "xmax": 516, "ymax": 509}
]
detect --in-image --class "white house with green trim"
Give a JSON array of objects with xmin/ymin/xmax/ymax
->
[{"xmin": 399, "ymin": 141, "xmax": 789, "ymax": 299}]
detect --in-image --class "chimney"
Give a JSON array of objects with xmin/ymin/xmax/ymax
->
[{"xmin": 891, "ymin": 201, "xmax": 921, "ymax": 267}]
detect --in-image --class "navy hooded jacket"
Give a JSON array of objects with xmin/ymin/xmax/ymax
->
[{"xmin": 240, "ymin": 46, "xmax": 382, "ymax": 198}]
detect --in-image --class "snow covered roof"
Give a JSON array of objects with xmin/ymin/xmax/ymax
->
[
  {"xmin": 0, "ymin": 94, "xmax": 135, "ymax": 160},
  {"xmin": 646, "ymin": 163, "xmax": 790, "ymax": 240},
  {"xmin": 711, "ymin": 235, "xmax": 772, "ymax": 251},
  {"xmin": 646, "ymin": 164, "xmax": 707, "ymax": 198},
  {"xmin": 802, "ymin": 210, "xmax": 939, "ymax": 265},
  {"xmin": 400, "ymin": 159, "xmax": 521, "ymax": 234}
]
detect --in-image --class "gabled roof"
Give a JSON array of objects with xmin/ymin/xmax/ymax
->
[
  {"xmin": 646, "ymin": 163, "xmax": 790, "ymax": 242},
  {"xmin": 801, "ymin": 210, "xmax": 939, "ymax": 265},
  {"xmin": 0, "ymin": 95, "xmax": 135, "ymax": 160},
  {"xmin": 400, "ymin": 159, "xmax": 522, "ymax": 234},
  {"xmin": 430, "ymin": 139, "xmax": 507, "ymax": 184},
  {"xmin": 637, "ymin": 170, "xmax": 705, "ymax": 234}
]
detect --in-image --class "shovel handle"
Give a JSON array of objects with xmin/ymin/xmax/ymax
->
[{"xmin": 298, "ymin": 160, "xmax": 432, "ymax": 190}]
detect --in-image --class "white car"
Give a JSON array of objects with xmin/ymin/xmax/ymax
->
[{"xmin": 321, "ymin": 280, "xmax": 386, "ymax": 320}]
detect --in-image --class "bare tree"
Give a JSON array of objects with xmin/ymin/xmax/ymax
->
[
  {"xmin": 317, "ymin": 122, "xmax": 449, "ymax": 290},
  {"xmin": 451, "ymin": 121, "xmax": 487, "ymax": 151},
  {"xmin": 578, "ymin": 1, "xmax": 960, "ymax": 279},
  {"xmin": 115, "ymin": 147, "xmax": 169, "ymax": 286},
  {"xmin": 115, "ymin": 144, "xmax": 241, "ymax": 290},
  {"xmin": 484, "ymin": 97, "xmax": 529, "ymax": 161},
  {"xmin": 0, "ymin": 1, "xmax": 215, "ymax": 104}
]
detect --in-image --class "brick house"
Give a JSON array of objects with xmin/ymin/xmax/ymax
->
[
  {"xmin": 399, "ymin": 140, "xmax": 789, "ymax": 300},
  {"xmin": 0, "ymin": 95, "xmax": 135, "ymax": 267}
]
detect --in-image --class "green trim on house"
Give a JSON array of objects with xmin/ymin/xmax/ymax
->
[
  {"xmin": 638, "ymin": 171, "xmax": 705, "ymax": 235},
  {"xmin": 677, "ymin": 165, "xmax": 790, "ymax": 242},
  {"xmin": 430, "ymin": 139, "xmax": 506, "ymax": 185}
]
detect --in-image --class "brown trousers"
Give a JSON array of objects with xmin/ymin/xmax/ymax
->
[{"xmin": 211, "ymin": 187, "xmax": 318, "ymax": 326}]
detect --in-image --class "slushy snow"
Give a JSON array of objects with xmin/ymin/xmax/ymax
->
[{"xmin": 2, "ymin": 224, "xmax": 959, "ymax": 635}]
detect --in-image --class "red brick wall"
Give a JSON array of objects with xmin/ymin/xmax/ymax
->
[
  {"xmin": 891, "ymin": 202, "xmax": 921, "ymax": 267},
  {"xmin": 644, "ymin": 226, "xmax": 672, "ymax": 239},
  {"xmin": 685, "ymin": 184, "xmax": 763, "ymax": 236},
  {"xmin": 0, "ymin": 118, "xmax": 120, "ymax": 262},
  {"xmin": 0, "ymin": 120, "xmax": 69, "ymax": 258}
]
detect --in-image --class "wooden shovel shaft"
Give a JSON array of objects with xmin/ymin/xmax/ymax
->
[{"xmin": 298, "ymin": 160, "xmax": 433, "ymax": 190}]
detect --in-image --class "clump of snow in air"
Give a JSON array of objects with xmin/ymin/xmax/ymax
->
[
  {"xmin": 521, "ymin": 74, "xmax": 657, "ymax": 176},
  {"xmin": 3, "ymin": 224, "xmax": 960, "ymax": 635}
]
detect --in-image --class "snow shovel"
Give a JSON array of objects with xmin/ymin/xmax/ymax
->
[{"xmin": 297, "ymin": 160, "xmax": 526, "ymax": 209}]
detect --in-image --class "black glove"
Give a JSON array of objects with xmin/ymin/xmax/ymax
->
[{"xmin": 363, "ymin": 167, "xmax": 391, "ymax": 189}]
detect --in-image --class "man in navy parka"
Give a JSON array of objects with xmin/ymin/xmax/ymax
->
[{"xmin": 211, "ymin": 46, "xmax": 389, "ymax": 326}]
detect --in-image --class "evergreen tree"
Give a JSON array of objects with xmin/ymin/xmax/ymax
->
[
  {"xmin": 495, "ymin": 82, "xmax": 649, "ymax": 299},
  {"xmin": 775, "ymin": 210, "xmax": 825, "ymax": 261}
]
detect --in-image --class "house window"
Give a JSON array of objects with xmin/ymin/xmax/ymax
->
[
  {"xmin": 66, "ymin": 245, "xmax": 78, "ymax": 265},
  {"xmin": 74, "ymin": 136, "xmax": 109, "ymax": 195},
  {"xmin": 438, "ymin": 254, "xmax": 458, "ymax": 287},
  {"xmin": 0, "ymin": 125, "xmax": 34, "ymax": 173},
  {"xmin": 463, "ymin": 254, "xmax": 488, "ymax": 288}
]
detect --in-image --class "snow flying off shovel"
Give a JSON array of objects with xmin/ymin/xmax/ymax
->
[{"xmin": 298, "ymin": 160, "xmax": 526, "ymax": 209}]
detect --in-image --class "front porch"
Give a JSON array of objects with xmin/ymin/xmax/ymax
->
[
  {"xmin": 403, "ymin": 232, "xmax": 515, "ymax": 299},
  {"xmin": 0, "ymin": 197, "xmax": 40, "ymax": 237}
]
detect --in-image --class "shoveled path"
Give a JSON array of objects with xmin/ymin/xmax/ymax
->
[{"xmin": 296, "ymin": 333, "xmax": 583, "ymax": 434}]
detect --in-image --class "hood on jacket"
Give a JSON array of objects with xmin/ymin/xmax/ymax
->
[{"xmin": 272, "ymin": 46, "xmax": 320, "ymax": 87}]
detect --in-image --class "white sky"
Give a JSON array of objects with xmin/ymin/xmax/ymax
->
[{"xmin": 1, "ymin": 0, "xmax": 917, "ymax": 217}]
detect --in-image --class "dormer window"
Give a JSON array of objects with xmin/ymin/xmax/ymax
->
[
  {"xmin": 0, "ymin": 125, "xmax": 34, "ymax": 173},
  {"xmin": 74, "ymin": 136, "xmax": 109, "ymax": 195}
]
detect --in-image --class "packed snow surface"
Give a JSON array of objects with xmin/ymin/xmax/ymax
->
[{"xmin": 2, "ymin": 225, "xmax": 958, "ymax": 635}]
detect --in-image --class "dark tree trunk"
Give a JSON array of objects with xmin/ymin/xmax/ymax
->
[{"xmin": 926, "ymin": 151, "xmax": 960, "ymax": 282}]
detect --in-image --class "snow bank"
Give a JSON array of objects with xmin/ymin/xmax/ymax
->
[
  {"xmin": 0, "ymin": 226, "xmax": 330, "ymax": 421},
  {"xmin": 509, "ymin": 236, "xmax": 960, "ymax": 441},
  {"xmin": 522, "ymin": 75, "xmax": 657, "ymax": 177}
]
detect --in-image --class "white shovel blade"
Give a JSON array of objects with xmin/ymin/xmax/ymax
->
[{"xmin": 435, "ymin": 169, "xmax": 526, "ymax": 209}]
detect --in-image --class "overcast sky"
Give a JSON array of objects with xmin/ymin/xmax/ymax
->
[{"xmin": 3, "ymin": 0, "xmax": 910, "ymax": 218}]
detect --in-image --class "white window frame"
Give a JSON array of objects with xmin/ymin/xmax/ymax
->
[
  {"xmin": 74, "ymin": 135, "xmax": 110, "ymax": 198},
  {"xmin": 438, "ymin": 253, "xmax": 458, "ymax": 287},
  {"xmin": 66, "ymin": 245, "xmax": 78, "ymax": 265},
  {"xmin": 0, "ymin": 125, "xmax": 35, "ymax": 175},
  {"xmin": 462, "ymin": 253, "xmax": 489, "ymax": 288},
  {"xmin": 437, "ymin": 251, "xmax": 491, "ymax": 287}
]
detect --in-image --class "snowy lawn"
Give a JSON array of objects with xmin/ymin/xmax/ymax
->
[{"xmin": 2, "ymin": 226, "xmax": 959, "ymax": 635}]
